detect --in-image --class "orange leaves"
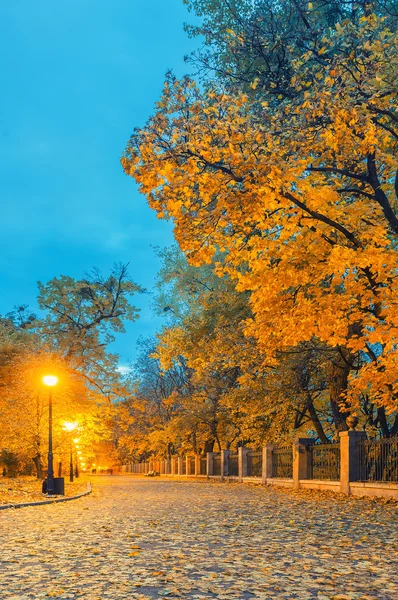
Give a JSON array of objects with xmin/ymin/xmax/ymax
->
[{"xmin": 122, "ymin": 12, "xmax": 398, "ymax": 415}]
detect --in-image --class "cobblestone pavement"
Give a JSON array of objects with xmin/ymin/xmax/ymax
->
[{"xmin": 0, "ymin": 477, "xmax": 397, "ymax": 600}]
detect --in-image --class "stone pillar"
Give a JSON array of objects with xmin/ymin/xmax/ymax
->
[
  {"xmin": 339, "ymin": 430, "xmax": 367, "ymax": 495},
  {"xmin": 194, "ymin": 454, "xmax": 201, "ymax": 476},
  {"xmin": 145, "ymin": 462, "xmax": 149, "ymax": 474},
  {"xmin": 171, "ymin": 456, "xmax": 177, "ymax": 476},
  {"xmin": 293, "ymin": 439, "xmax": 314, "ymax": 489},
  {"xmin": 177, "ymin": 456, "xmax": 183, "ymax": 476},
  {"xmin": 262, "ymin": 444, "xmax": 274, "ymax": 484},
  {"xmin": 238, "ymin": 446, "xmax": 250, "ymax": 482},
  {"xmin": 185, "ymin": 456, "xmax": 190, "ymax": 476},
  {"xmin": 165, "ymin": 459, "xmax": 170, "ymax": 475},
  {"xmin": 207, "ymin": 452, "xmax": 215, "ymax": 477},
  {"xmin": 160, "ymin": 460, "xmax": 165, "ymax": 475}
]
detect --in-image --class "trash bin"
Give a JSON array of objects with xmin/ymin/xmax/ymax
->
[
  {"xmin": 54, "ymin": 477, "xmax": 65, "ymax": 495},
  {"xmin": 42, "ymin": 477, "xmax": 65, "ymax": 495}
]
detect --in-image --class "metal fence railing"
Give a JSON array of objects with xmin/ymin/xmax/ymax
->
[
  {"xmin": 357, "ymin": 437, "xmax": 398, "ymax": 482},
  {"xmin": 189, "ymin": 457, "xmax": 196, "ymax": 475},
  {"xmin": 228, "ymin": 454, "xmax": 239, "ymax": 476},
  {"xmin": 182, "ymin": 459, "xmax": 187, "ymax": 475},
  {"xmin": 272, "ymin": 445, "xmax": 293, "ymax": 478},
  {"xmin": 200, "ymin": 457, "xmax": 207, "ymax": 475},
  {"xmin": 213, "ymin": 454, "xmax": 221, "ymax": 476},
  {"xmin": 308, "ymin": 442, "xmax": 340, "ymax": 480},
  {"xmin": 247, "ymin": 451, "xmax": 262, "ymax": 477}
]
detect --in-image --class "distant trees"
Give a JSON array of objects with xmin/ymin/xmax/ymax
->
[{"xmin": 115, "ymin": 247, "xmax": 373, "ymax": 461}]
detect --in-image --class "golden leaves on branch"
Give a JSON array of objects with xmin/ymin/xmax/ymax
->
[{"xmin": 122, "ymin": 14, "xmax": 398, "ymax": 414}]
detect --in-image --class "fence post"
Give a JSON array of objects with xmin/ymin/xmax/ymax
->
[
  {"xmin": 171, "ymin": 456, "xmax": 177, "ymax": 476},
  {"xmin": 262, "ymin": 444, "xmax": 274, "ymax": 484},
  {"xmin": 238, "ymin": 446, "xmax": 249, "ymax": 482},
  {"xmin": 220, "ymin": 450, "xmax": 229, "ymax": 481},
  {"xmin": 160, "ymin": 460, "xmax": 165, "ymax": 475},
  {"xmin": 339, "ymin": 429, "xmax": 367, "ymax": 495},
  {"xmin": 177, "ymin": 456, "xmax": 183, "ymax": 476},
  {"xmin": 185, "ymin": 455, "xmax": 190, "ymax": 476},
  {"xmin": 293, "ymin": 438, "xmax": 313, "ymax": 489},
  {"xmin": 207, "ymin": 452, "xmax": 215, "ymax": 477},
  {"xmin": 195, "ymin": 454, "xmax": 200, "ymax": 476}
]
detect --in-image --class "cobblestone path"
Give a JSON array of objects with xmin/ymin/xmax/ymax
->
[{"xmin": 0, "ymin": 477, "xmax": 397, "ymax": 600}]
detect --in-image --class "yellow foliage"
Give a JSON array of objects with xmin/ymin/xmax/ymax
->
[{"xmin": 122, "ymin": 15, "xmax": 398, "ymax": 415}]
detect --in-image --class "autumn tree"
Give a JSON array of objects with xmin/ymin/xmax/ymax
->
[
  {"xmin": 0, "ymin": 264, "xmax": 143, "ymax": 475},
  {"xmin": 111, "ymin": 337, "xmax": 191, "ymax": 462},
  {"xmin": 122, "ymin": 2, "xmax": 398, "ymax": 435},
  {"xmin": 35, "ymin": 263, "xmax": 142, "ymax": 389}
]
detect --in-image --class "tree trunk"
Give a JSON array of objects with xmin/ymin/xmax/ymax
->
[
  {"xmin": 32, "ymin": 454, "xmax": 42, "ymax": 479},
  {"xmin": 328, "ymin": 351, "xmax": 351, "ymax": 432},
  {"xmin": 203, "ymin": 437, "xmax": 216, "ymax": 453},
  {"xmin": 377, "ymin": 407, "xmax": 390, "ymax": 437},
  {"xmin": 306, "ymin": 395, "xmax": 329, "ymax": 442}
]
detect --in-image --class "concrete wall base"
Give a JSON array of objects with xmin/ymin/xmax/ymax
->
[
  {"xmin": 265, "ymin": 478, "xmax": 294, "ymax": 488},
  {"xmin": 299, "ymin": 479, "xmax": 340, "ymax": 492},
  {"xmin": 117, "ymin": 468, "xmax": 398, "ymax": 499},
  {"xmin": 349, "ymin": 482, "xmax": 398, "ymax": 499}
]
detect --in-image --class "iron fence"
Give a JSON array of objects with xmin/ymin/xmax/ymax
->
[
  {"xmin": 213, "ymin": 454, "xmax": 221, "ymax": 476},
  {"xmin": 228, "ymin": 454, "xmax": 239, "ymax": 476},
  {"xmin": 200, "ymin": 457, "xmax": 207, "ymax": 475},
  {"xmin": 357, "ymin": 436, "xmax": 398, "ymax": 482},
  {"xmin": 182, "ymin": 459, "xmax": 187, "ymax": 475},
  {"xmin": 272, "ymin": 445, "xmax": 293, "ymax": 478},
  {"xmin": 189, "ymin": 457, "xmax": 196, "ymax": 475},
  {"xmin": 247, "ymin": 451, "xmax": 262, "ymax": 477},
  {"xmin": 308, "ymin": 442, "xmax": 340, "ymax": 480}
]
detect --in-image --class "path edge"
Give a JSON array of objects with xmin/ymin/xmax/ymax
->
[{"xmin": 0, "ymin": 481, "xmax": 92, "ymax": 511}]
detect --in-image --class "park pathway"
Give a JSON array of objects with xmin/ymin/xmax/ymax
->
[{"xmin": 0, "ymin": 477, "xmax": 397, "ymax": 599}]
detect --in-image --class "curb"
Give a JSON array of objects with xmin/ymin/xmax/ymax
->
[{"xmin": 0, "ymin": 482, "xmax": 92, "ymax": 511}]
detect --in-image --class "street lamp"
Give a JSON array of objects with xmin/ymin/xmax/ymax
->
[
  {"xmin": 73, "ymin": 438, "xmax": 80, "ymax": 478},
  {"xmin": 63, "ymin": 421, "xmax": 78, "ymax": 482},
  {"xmin": 42, "ymin": 375, "xmax": 59, "ymax": 495}
]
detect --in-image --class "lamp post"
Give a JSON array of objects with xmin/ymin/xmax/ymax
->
[
  {"xmin": 42, "ymin": 375, "xmax": 59, "ymax": 495},
  {"xmin": 63, "ymin": 422, "xmax": 78, "ymax": 482},
  {"xmin": 73, "ymin": 438, "xmax": 80, "ymax": 478}
]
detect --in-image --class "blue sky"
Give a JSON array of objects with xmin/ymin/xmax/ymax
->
[{"xmin": 0, "ymin": 0, "xmax": 200, "ymax": 366}]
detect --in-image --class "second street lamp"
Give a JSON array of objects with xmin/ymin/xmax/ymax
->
[
  {"xmin": 73, "ymin": 438, "xmax": 80, "ymax": 478},
  {"xmin": 63, "ymin": 422, "xmax": 78, "ymax": 482}
]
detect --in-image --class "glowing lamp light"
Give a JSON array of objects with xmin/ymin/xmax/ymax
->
[
  {"xmin": 43, "ymin": 375, "xmax": 58, "ymax": 387},
  {"xmin": 63, "ymin": 421, "xmax": 78, "ymax": 432}
]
